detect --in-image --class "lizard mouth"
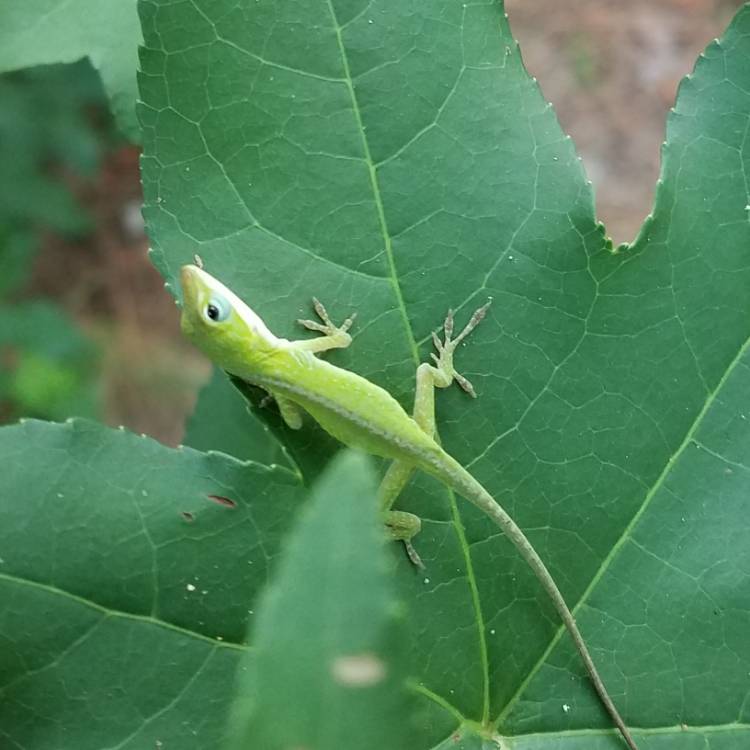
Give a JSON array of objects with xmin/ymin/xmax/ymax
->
[
  {"xmin": 180, "ymin": 264, "xmax": 204, "ymax": 309},
  {"xmin": 179, "ymin": 265, "xmax": 210, "ymax": 338}
]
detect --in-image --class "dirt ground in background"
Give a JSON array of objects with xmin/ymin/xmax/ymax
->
[
  {"xmin": 30, "ymin": 2, "xmax": 745, "ymax": 443},
  {"xmin": 505, "ymin": 0, "xmax": 742, "ymax": 244}
]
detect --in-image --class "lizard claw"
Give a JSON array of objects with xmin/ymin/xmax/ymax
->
[
  {"xmin": 403, "ymin": 540, "xmax": 425, "ymax": 569},
  {"xmin": 443, "ymin": 308, "xmax": 455, "ymax": 340},
  {"xmin": 297, "ymin": 317, "xmax": 330, "ymax": 333},
  {"xmin": 454, "ymin": 371, "xmax": 477, "ymax": 398},
  {"xmin": 339, "ymin": 311, "xmax": 357, "ymax": 333}
]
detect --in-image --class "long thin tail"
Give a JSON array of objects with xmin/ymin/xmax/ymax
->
[{"xmin": 435, "ymin": 457, "xmax": 639, "ymax": 750}]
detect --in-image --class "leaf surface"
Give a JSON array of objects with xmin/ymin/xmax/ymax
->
[
  {"xmin": 136, "ymin": 0, "xmax": 750, "ymax": 746},
  {"xmin": 0, "ymin": 419, "xmax": 305, "ymax": 749}
]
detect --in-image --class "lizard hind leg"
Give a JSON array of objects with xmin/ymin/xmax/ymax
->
[
  {"xmin": 377, "ymin": 302, "xmax": 490, "ymax": 569},
  {"xmin": 384, "ymin": 509, "xmax": 424, "ymax": 569},
  {"xmin": 275, "ymin": 393, "xmax": 304, "ymax": 430},
  {"xmin": 379, "ymin": 460, "xmax": 425, "ymax": 568},
  {"xmin": 413, "ymin": 301, "xmax": 492, "ymax": 434}
]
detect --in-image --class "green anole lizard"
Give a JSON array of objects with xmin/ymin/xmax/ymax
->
[{"xmin": 179, "ymin": 261, "xmax": 639, "ymax": 750}]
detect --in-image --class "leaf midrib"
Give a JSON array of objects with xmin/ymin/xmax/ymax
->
[
  {"xmin": 325, "ymin": 0, "xmax": 492, "ymax": 723},
  {"xmin": 324, "ymin": 0, "xmax": 419, "ymax": 363}
]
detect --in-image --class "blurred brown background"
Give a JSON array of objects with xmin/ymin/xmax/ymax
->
[
  {"xmin": 3, "ymin": 1, "xmax": 742, "ymax": 444},
  {"xmin": 506, "ymin": 0, "xmax": 741, "ymax": 241}
]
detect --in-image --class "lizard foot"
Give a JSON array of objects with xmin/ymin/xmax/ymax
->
[
  {"xmin": 385, "ymin": 509, "xmax": 425, "ymax": 569},
  {"xmin": 297, "ymin": 297, "xmax": 356, "ymax": 346},
  {"xmin": 431, "ymin": 301, "xmax": 492, "ymax": 397}
]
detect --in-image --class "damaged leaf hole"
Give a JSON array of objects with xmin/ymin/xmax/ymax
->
[{"xmin": 181, "ymin": 494, "xmax": 237, "ymax": 521}]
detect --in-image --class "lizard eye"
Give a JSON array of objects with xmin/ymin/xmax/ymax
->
[{"xmin": 204, "ymin": 294, "xmax": 230, "ymax": 323}]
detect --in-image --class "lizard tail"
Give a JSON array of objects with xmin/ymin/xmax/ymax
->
[{"xmin": 430, "ymin": 455, "xmax": 639, "ymax": 750}]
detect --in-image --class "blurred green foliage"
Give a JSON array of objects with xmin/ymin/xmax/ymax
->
[
  {"xmin": 0, "ymin": 60, "xmax": 110, "ymax": 423},
  {"xmin": 0, "ymin": 0, "xmax": 142, "ymax": 140},
  {"xmin": 0, "ymin": 61, "xmax": 103, "ymax": 234},
  {"xmin": 0, "ymin": 300, "xmax": 98, "ymax": 421}
]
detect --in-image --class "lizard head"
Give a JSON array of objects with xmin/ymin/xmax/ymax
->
[{"xmin": 179, "ymin": 264, "xmax": 279, "ymax": 373}]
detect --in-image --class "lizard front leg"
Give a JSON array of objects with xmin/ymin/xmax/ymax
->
[
  {"xmin": 380, "ymin": 302, "xmax": 491, "ymax": 567},
  {"xmin": 262, "ymin": 298, "xmax": 355, "ymax": 427}
]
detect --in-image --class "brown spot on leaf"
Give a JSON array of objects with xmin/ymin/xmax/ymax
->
[{"xmin": 207, "ymin": 494, "xmax": 236, "ymax": 508}]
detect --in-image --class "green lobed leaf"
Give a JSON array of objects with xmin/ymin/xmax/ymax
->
[
  {"xmin": 228, "ymin": 451, "xmax": 415, "ymax": 750},
  {"xmin": 135, "ymin": 1, "xmax": 750, "ymax": 748},
  {"xmin": 0, "ymin": 419, "xmax": 306, "ymax": 749},
  {"xmin": 0, "ymin": 1, "xmax": 142, "ymax": 140}
]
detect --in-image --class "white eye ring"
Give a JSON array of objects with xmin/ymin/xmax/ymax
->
[{"xmin": 204, "ymin": 294, "xmax": 231, "ymax": 323}]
